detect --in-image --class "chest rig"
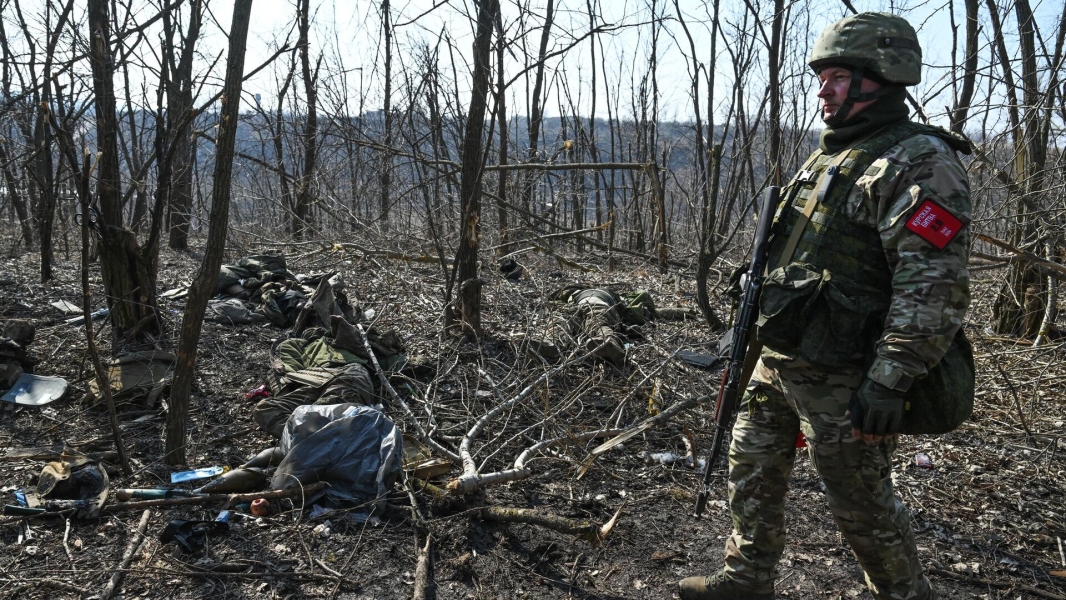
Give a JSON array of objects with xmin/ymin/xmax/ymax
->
[
  {"xmin": 768, "ymin": 121, "xmax": 936, "ymax": 291},
  {"xmin": 757, "ymin": 121, "xmax": 937, "ymax": 366}
]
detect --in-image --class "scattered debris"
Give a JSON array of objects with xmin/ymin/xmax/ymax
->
[
  {"xmin": 159, "ymin": 518, "xmax": 229, "ymax": 553},
  {"xmin": 1, "ymin": 373, "xmax": 68, "ymax": 406},
  {"xmin": 171, "ymin": 466, "xmax": 228, "ymax": 484},
  {"xmin": 250, "ymin": 498, "xmax": 271, "ymax": 516}
]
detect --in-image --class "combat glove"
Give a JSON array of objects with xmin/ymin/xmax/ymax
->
[{"xmin": 849, "ymin": 378, "xmax": 906, "ymax": 437}]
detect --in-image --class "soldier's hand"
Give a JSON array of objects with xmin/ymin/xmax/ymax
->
[{"xmin": 847, "ymin": 379, "xmax": 906, "ymax": 443}]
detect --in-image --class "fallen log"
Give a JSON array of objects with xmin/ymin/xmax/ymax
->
[
  {"xmin": 412, "ymin": 535, "xmax": 435, "ymax": 600},
  {"xmin": 478, "ymin": 504, "xmax": 624, "ymax": 547}
]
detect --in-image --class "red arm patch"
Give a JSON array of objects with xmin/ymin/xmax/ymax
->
[{"xmin": 905, "ymin": 199, "xmax": 964, "ymax": 249}]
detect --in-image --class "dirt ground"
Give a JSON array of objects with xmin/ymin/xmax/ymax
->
[{"xmin": 0, "ymin": 237, "xmax": 1063, "ymax": 600}]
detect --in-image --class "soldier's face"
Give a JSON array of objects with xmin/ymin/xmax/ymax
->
[{"xmin": 817, "ymin": 67, "xmax": 882, "ymax": 122}]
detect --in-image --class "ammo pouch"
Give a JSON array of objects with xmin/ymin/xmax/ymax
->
[
  {"xmin": 901, "ymin": 329, "xmax": 975, "ymax": 435},
  {"xmin": 756, "ymin": 263, "xmax": 887, "ymax": 368}
]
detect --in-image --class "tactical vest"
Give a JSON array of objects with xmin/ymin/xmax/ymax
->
[{"xmin": 757, "ymin": 121, "xmax": 939, "ymax": 367}]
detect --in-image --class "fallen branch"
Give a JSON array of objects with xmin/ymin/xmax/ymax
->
[
  {"xmin": 487, "ymin": 193, "xmax": 691, "ymax": 268},
  {"xmin": 576, "ymin": 395, "xmax": 704, "ymax": 479},
  {"xmin": 101, "ymin": 481, "xmax": 325, "ymax": 513},
  {"xmin": 447, "ymin": 345, "xmax": 611, "ymax": 495},
  {"xmin": 448, "ymin": 428, "xmax": 624, "ymax": 495},
  {"xmin": 353, "ymin": 323, "xmax": 461, "ymax": 465},
  {"xmin": 591, "ymin": 395, "xmax": 703, "ymax": 456},
  {"xmin": 412, "ymin": 535, "xmax": 435, "ymax": 600},
  {"xmin": 513, "ymin": 242, "xmax": 592, "ymax": 272},
  {"xmin": 100, "ymin": 509, "xmax": 151, "ymax": 600},
  {"xmin": 976, "ymin": 233, "xmax": 1066, "ymax": 279},
  {"xmin": 479, "ymin": 504, "xmax": 624, "ymax": 547},
  {"xmin": 333, "ymin": 242, "xmax": 453, "ymax": 265},
  {"xmin": 494, "ymin": 222, "xmax": 610, "ymax": 254}
]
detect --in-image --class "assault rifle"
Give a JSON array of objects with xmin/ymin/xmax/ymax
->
[{"xmin": 694, "ymin": 186, "xmax": 780, "ymax": 517}]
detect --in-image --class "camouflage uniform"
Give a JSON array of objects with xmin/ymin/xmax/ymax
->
[
  {"xmin": 252, "ymin": 336, "xmax": 377, "ymax": 438},
  {"xmin": 720, "ymin": 89, "xmax": 970, "ymax": 600},
  {"xmin": 526, "ymin": 287, "xmax": 638, "ymax": 366},
  {"xmin": 704, "ymin": 13, "xmax": 971, "ymax": 600}
]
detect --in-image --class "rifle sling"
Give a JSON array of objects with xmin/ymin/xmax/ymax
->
[{"xmin": 774, "ymin": 148, "xmax": 853, "ymax": 271}]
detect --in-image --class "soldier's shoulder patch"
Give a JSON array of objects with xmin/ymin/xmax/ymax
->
[{"xmin": 905, "ymin": 199, "xmax": 966, "ymax": 249}]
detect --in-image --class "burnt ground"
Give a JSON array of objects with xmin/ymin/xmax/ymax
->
[{"xmin": 0, "ymin": 234, "xmax": 1064, "ymax": 600}]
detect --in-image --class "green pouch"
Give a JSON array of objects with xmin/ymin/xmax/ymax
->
[
  {"xmin": 902, "ymin": 329, "xmax": 975, "ymax": 435},
  {"xmin": 800, "ymin": 283, "xmax": 886, "ymax": 367},
  {"xmin": 757, "ymin": 263, "xmax": 829, "ymax": 356},
  {"xmin": 758, "ymin": 263, "xmax": 885, "ymax": 367}
]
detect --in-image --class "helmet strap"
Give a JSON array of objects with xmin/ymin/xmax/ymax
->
[{"xmin": 824, "ymin": 67, "xmax": 901, "ymax": 127}]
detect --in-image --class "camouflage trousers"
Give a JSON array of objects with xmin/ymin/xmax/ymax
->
[
  {"xmin": 526, "ymin": 303, "xmax": 626, "ymax": 365},
  {"xmin": 723, "ymin": 354, "xmax": 934, "ymax": 600},
  {"xmin": 252, "ymin": 363, "xmax": 375, "ymax": 438}
]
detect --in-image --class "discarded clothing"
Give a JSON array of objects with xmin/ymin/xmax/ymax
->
[
  {"xmin": 205, "ymin": 298, "xmax": 267, "ymax": 325},
  {"xmin": 215, "ymin": 253, "xmax": 295, "ymax": 297},
  {"xmin": 84, "ymin": 351, "xmax": 175, "ymax": 408},
  {"xmin": 160, "ymin": 519, "xmax": 229, "ymax": 553},
  {"xmin": 35, "ymin": 451, "xmax": 109, "ymax": 518},
  {"xmin": 253, "ymin": 362, "xmax": 376, "ymax": 439}
]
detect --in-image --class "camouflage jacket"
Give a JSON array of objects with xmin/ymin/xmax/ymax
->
[{"xmin": 841, "ymin": 129, "xmax": 971, "ymax": 390}]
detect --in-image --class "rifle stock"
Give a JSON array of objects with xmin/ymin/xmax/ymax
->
[{"xmin": 694, "ymin": 186, "xmax": 780, "ymax": 517}]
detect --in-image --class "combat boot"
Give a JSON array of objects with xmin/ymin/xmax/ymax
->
[{"xmin": 678, "ymin": 570, "xmax": 774, "ymax": 600}]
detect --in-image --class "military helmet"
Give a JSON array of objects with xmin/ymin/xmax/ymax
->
[{"xmin": 808, "ymin": 12, "xmax": 922, "ymax": 85}]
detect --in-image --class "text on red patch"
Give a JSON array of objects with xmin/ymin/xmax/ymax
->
[{"xmin": 905, "ymin": 199, "xmax": 964, "ymax": 249}]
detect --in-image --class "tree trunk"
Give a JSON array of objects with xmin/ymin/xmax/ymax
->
[
  {"xmin": 767, "ymin": 0, "xmax": 784, "ymax": 187},
  {"xmin": 379, "ymin": 0, "xmax": 393, "ymax": 230},
  {"xmin": 0, "ymin": 139, "xmax": 34, "ymax": 246},
  {"xmin": 991, "ymin": 0, "xmax": 1049, "ymax": 338},
  {"xmin": 519, "ymin": 0, "xmax": 555, "ymax": 221},
  {"xmin": 949, "ymin": 0, "xmax": 980, "ymax": 134},
  {"xmin": 493, "ymin": 6, "xmax": 509, "ymax": 255},
  {"xmin": 166, "ymin": 0, "xmax": 253, "ymax": 465},
  {"xmin": 294, "ymin": 0, "xmax": 318, "ymax": 240},
  {"xmin": 33, "ymin": 107, "xmax": 55, "ymax": 282},
  {"xmin": 167, "ymin": 0, "xmax": 202, "ymax": 250},
  {"xmin": 87, "ymin": 0, "xmax": 160, "ymax": 341},
  {"xmin": 447, "ymin": 0, "xmax": 497, "ymax": 338}
]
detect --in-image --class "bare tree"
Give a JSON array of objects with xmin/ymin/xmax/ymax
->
[
  {"xmin": 989, "ymin": 0, "xmax": 1062, "ymax": 337},
  {"xmin": 166, "ymin": 0, "xmax": 254, "ymax": 465},
  {"xmin": 446, "ymin": 0, "xmax": 498, "ymax": 337},
  {"xmin": 293, "ymin": 0, "xmax": 319, "ymax": 239},
  {"xmin": 87, "ymin": 0, "xmax": 161, "ymax": 341},
  {"xmin": 165, "ymin": 0, "xmax": 203, "ymax": 250}
]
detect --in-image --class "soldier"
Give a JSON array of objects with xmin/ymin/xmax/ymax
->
[
  {"xmin": 679, "ymin": 13, "xmax": 971, "ymax": 600},
  {"xmin": 525, "ymin": 286, "xmax": 657, "ymax": 366}
]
